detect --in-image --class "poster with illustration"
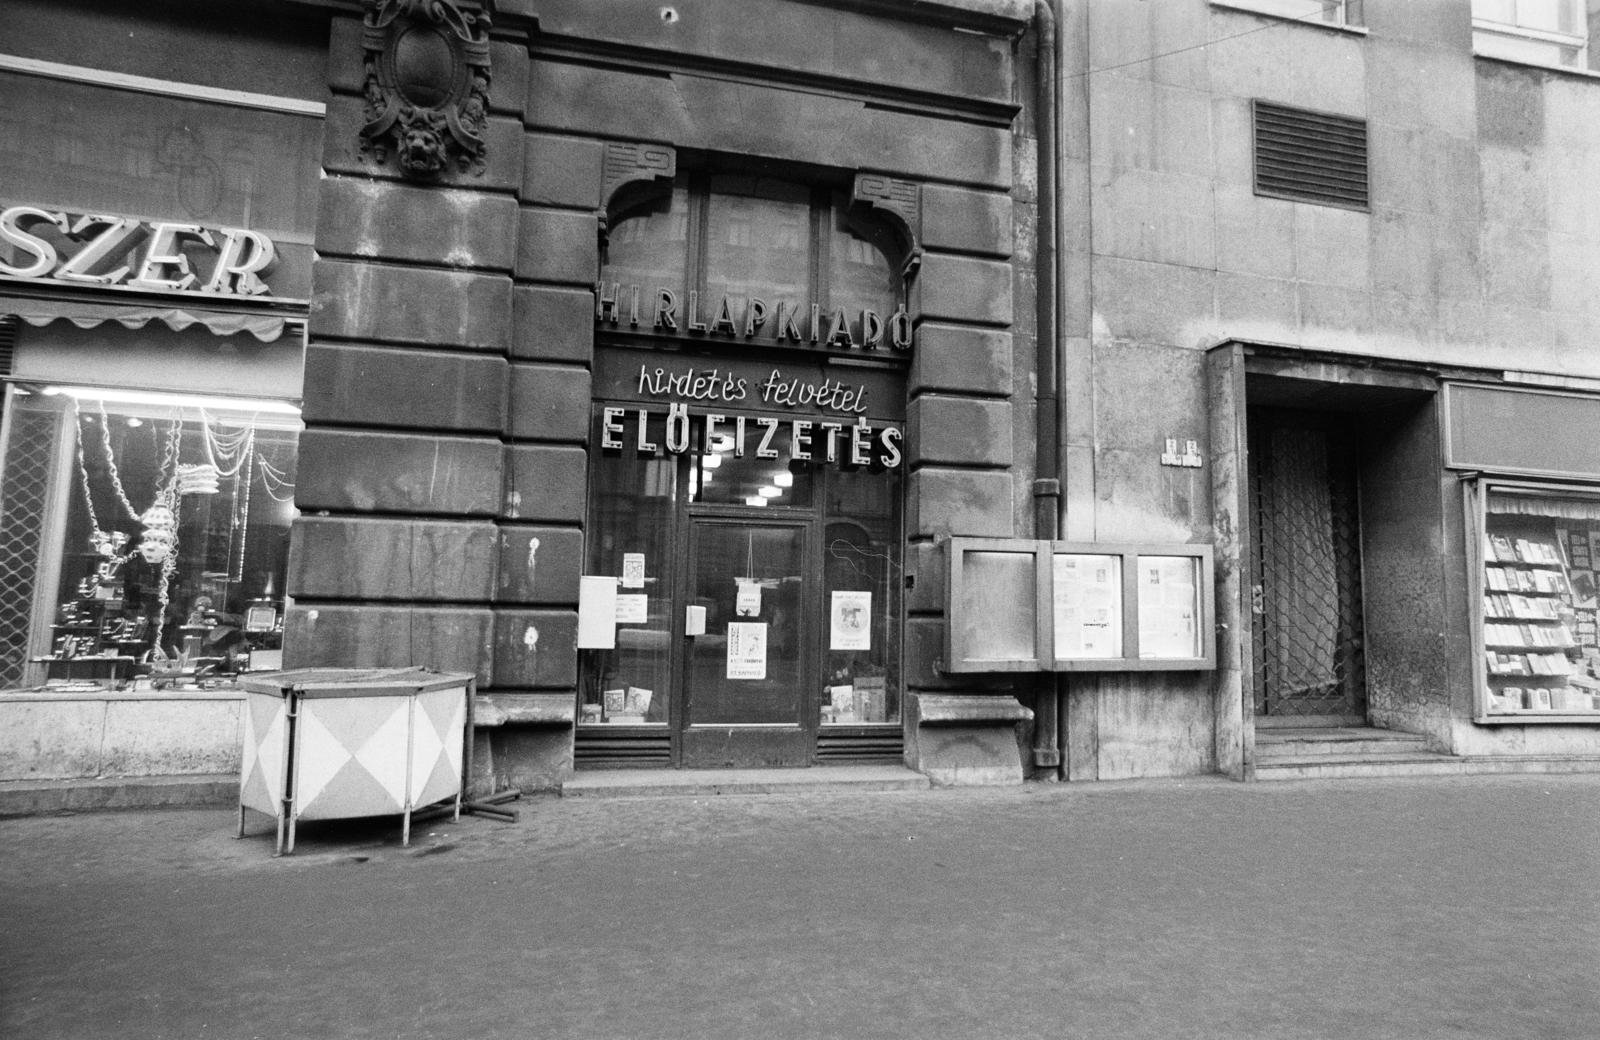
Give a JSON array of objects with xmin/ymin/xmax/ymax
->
[
  {"xmin": 726, "ymin": 622, "xmax": 768, "ymax": 679},
  {"xmin": 621, "ymin": 553, "xmax": 646, "ymax": 589},
  {"xmin": 830, "ymin": 591, "xmax": 872, "ymax": 651}
]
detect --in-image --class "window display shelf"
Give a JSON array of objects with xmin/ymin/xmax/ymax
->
[{"xmin": 1471, "ymin": 483, "xmax": 1600, "ymax": 722}]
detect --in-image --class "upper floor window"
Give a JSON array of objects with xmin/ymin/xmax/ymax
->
[
  {"xmin": 1473, "ymin": 0, "xmax": 1600, "ymax": 70},
  {"xmin": 1212, "ymin": 0, "xmax": 1362, "ymax": 28},
  {"xmin": 600, "ymin": 173, "xmax": 909, "ymax": 356}
]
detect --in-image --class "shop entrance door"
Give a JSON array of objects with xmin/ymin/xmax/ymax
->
[
  {"xmin": 680, "ymin": 517, "xmax": 814, "ymax": 768},
  {"xmin": 575, "ymin": 394, "xmax": 905, "ymax": 770},
  {"xmin": 1248, "ymin": 408, "xmax": 1367, "ymax": 721}
]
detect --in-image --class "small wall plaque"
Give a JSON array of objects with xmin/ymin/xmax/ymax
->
[{"xmin": 1160, "ymin": 437, "xmax": 1204, "ymax": 468}]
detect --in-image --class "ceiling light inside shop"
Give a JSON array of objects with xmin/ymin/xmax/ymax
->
[
  {"xmin": 757, "ymin": 486, "xmax": 781, "ymax": 498},
  {"xmin": 40, "ymin": 385, "xmax": 301, "ymax": 416},
  {"xmin": 773, "ymin": 472, "xmax": 793, "ymax": 487},
  {"xmin": 701, "ymin": 454, "xmax": 722, "ymax": 469},
  {"xmin": 744, "ymin": 496, "xmax": 767, "ymax": 507}
]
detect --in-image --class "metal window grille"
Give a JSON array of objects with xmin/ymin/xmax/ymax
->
[
  {"xmin": 1253, "ymin": 100, "xmax": 1369, "ymax": 211},
  {"xmin": 0, "ymin": 408, "xmax": 61, "ymax": 687},
  {"xmin": 1249, "ymin": 412, "xmax": 1367, "ymax": 717}
]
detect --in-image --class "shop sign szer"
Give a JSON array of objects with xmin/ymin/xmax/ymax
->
[{"xmin": 0, "ymin": 204, "xmax": 278, "ymax": 297}]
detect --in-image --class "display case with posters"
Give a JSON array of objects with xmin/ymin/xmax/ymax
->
[
  {"xmin": 944, "ymin": 538, "xmax": 1215, "ymax": 673},
  {"xmin": 1469, "ymin": 481, "xmax": 1600, "ymax": 721}
]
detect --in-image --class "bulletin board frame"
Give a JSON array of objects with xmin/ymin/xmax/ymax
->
[
  {"xmin": 943, "ymin": 537, "xmax": 1215, "ymax": 674},
  {"xmin": 1047, "ymin": 541, "xmax": 1215, "ymax": 672}
]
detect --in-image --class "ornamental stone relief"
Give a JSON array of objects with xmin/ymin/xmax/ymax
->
[{"xmin": 359, "ymin": 0, "xmax": 492, "ymax": 179}]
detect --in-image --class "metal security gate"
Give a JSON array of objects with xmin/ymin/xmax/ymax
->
[
  {"xmin": 1248, "ymin": 408, "xmax": 1366, "ymax": 718},
  {"xmin": 0, "ymin": 406, "xmax": 62, "ymax": 688}
]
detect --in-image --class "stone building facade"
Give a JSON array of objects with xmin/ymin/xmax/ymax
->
[{"xmin": 5, "ymin": 0, "xmax": 1600, "ymax": 801}]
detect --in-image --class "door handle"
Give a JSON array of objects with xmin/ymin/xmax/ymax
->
[{"xmin": 685, "ymin": 604, "xmax": 707, "ymax": 637}]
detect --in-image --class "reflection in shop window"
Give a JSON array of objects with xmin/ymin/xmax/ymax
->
[
  {"xmin": 705, "ymin": 179, "xmax": 813, "ymax": 319},
  {"xmin": 0, "ymin": 384, "xmax": 299, "ymax": 688},
  {"xmin": 603, "ymin": 185, "xmax": 692, "ymax": 298}
]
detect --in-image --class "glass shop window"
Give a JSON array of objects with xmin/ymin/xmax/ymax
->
[
  {"xmin": 704, "ymin": 177, "xmax": 814, "ymax": 319},
  {"xmin": 579, "ymin": 411, "xmax": 904, "ymax": 730},
  {"xmin": 820, "ymin": 467, "xmax": 903, "ymax": 727},
  {"xmin": 601, "ymin": 174, "xmax": 907, "ymax": 348},
  {"xmin": 586, "ymin": 172, "xmax": 909, "ymax": 735},
  {"xmin": 602, "ymin": 183, "xmax": 693, "ymax": 303},
  {"xmin": 582, "ymin": 420, "xmax": 678, "ymax": 727},
  {"xmin": 1478, "ymin": 487, "xmax": 1600, "ymax": 717},
  {"xmin": 1472, "ymin": 0, "xmax": 1600, "ymax": 71},
  {"xmin": 0, "ymin": 384, "xmax": 299, "ymax": 689}
]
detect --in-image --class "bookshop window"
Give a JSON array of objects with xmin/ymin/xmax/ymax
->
[
  {"xmin": 1479, "ymin": 486, "xmax": 1600, "ymax": 717},
  {"xmin": 1472, "ymin": 0, "xmax": 1600, "ymax": 71},
  {"xmin": 0, "ymin": 384, "xmax": 299, "ymax": 687}
]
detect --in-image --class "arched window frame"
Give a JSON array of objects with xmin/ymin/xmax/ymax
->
[{"xmin": 598, "ymin": 160, "xmax": 919, "ymax": 360}]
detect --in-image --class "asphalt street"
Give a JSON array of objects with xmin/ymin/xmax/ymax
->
[{"xmin": 3, "ymin": 773, "xmax": 1599, "ymax": 1040}]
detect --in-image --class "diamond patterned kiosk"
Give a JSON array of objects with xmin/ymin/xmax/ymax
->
[{"xmin": 238, "ymin": 668, "xmax": 473, "ymax": 855}]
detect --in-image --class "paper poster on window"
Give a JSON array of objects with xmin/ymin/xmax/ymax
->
[
  {"xmin": 1138, "ymin": 556, "xmax": 1199, "ymax": 659},
  {"xmin": 735, "ymin": 580, "xmax": 762, "ymax": 617},
  {"xmin": 621, "ymin": 553, "xmax": 646, "ymax": 589},
  {"xmin": 830, "ymin": 591, "xmax": 872, "ymax": 651},
  {"xmin": 854, "ymin": 675, "xmax": 888, "ymax": 722},
  {"xmin": 1053, "ymin": 554, "xmax": 1122, "ymax": 659},
  {"xmin": 624, "ymin": 686, "xmax": 653, "ymax": 715},
  {"xmin": 828, "ymin": 684, "xmax": 856, "ymax": 722},
  {"xmin": 726, "ymin": 622, "xmax": 768, "ymax": 679},
  {"xmin": 577, "ymin": 575, "xmax": 618, "ymax": 649},
  {"xmin": 614, "ymin": 594, "xmax": 648, "ymax": 625}
]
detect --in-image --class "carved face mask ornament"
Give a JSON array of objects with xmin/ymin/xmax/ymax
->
[{"xmin": 358, "ymin": 0, "xmax": 492, "ymax": 180}]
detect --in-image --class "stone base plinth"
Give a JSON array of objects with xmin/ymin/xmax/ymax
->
[{"xmin": 905, "ymin": 692, "xmax": 1032, "ymax": 786}]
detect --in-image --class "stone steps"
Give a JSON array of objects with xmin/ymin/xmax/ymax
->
[
  {"xmin": 1255, "ymin": 752, "xmax": 1467, "ymax": 781},
  {"xmin": 563, "ymin": 764, "xmax": 931, "ymax": 799},
  {"xmin": 1253, "ymin": 725, "xmax": 1458, "ymax": 781}
]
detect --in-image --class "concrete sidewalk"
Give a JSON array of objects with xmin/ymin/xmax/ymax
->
[{"xmin": 4, "ymin": 774, "xmax": 1599, "ymax": 1040}]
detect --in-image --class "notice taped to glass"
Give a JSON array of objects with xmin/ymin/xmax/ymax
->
[
  {"xmin": 830, "ymin": 590, "xmax": 872, "ymax": 651},
  {"xmin": 726, "ymin": 622, "xmax": 768, "ymax": 679},
  {"xmin": 614, "ymin": 594, "xmax": 648, "ymax": 625}
]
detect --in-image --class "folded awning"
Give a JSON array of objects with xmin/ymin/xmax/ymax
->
[{"xmin": 1, "ymin": 297, "xmax": 302, "ymax": 343}]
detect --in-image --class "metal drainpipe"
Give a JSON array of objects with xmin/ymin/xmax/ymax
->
[{"xmin": 1030, "ymin": 0, "xmax": 1064, "ymax": 779}]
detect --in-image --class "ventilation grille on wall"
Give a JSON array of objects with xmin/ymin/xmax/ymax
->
[{"xmin": 1253, "ymin": 100, "xmax": 1369, "ymax": 211}]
